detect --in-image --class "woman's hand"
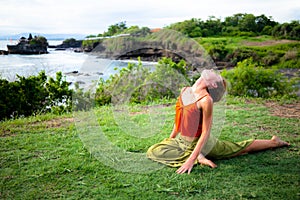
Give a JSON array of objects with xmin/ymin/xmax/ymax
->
[
  {"xmin": 197, "ymin": 155, "xmax": 217, "ymax": 168},
  {"xmin": 176, "ymin": 155, "xmax": 217, "ymax": 174},
  {"xmin": 176, "ymin": 158, "xmax": 195, "ymax": 174}
]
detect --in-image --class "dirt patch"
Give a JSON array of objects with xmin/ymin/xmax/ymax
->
[
  {"xmin": 264, "ymin": 101, "xmax": 300, "ymax": 118},
  {"xmin": 242, "ymin": 39, "xmax": 298, "ymax": 47},
  {"xmin": 126, "ymin": 104, "xmax": 173, "ymax": 116},
  {"xmin": 112, "ymin": 103, "xmax": 173, "ymax": 116},
  {"xmin": 0, "ymin": 117, "xmax": 75, "ymax": 137},
  {"xmin": 30, "ymin": 117, "xmax": 74, "ymax": 128}
]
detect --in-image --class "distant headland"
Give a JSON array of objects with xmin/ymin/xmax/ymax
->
[{"xmin": 5, "ymin": 34, "xmax": 48, "ymax": 55}]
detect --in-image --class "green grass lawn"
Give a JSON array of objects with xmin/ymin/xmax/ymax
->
[
  {"xmin": 197, "ymin": 35, "xmax": 300, "ymax": 49},
  {"xmin": 1, "ymin": 97, "xmax": 299, "ymax": 200}
]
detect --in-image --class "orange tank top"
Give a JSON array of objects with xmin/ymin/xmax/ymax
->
[{"xmin": 174, "ymin": 87, "xmax": 209, "ymax": 138}]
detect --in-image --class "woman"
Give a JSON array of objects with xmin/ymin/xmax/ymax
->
[{"xmin": 147, "ymin": 69, "xmax": 289, "ymax": 174}]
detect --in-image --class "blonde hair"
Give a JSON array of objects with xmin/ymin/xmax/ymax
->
[
  {"xmin": 201, "ymin": 69, "xmax": 226, "ymax": 102},
  {"xmin": 208, "ymin": 78, "xmax": 226, "ymax": 102}
]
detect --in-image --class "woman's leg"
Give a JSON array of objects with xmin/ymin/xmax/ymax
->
[{"xmin": 236, "ymin": 136, "xmax": 289, "ymax": 156}]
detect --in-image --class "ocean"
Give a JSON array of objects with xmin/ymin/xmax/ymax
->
[{"xmin": 0, "ymin": 40, "xmax": 156, "ymax": 90}]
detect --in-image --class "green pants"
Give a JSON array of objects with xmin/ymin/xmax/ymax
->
[{"xmin": 147, "ymin": 135, "xmax": 254, "ymax": 167}]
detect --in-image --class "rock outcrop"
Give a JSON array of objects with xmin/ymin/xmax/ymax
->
[
  {"xmin": 52, "ymin": 39, "xmax": 82, "ymax": 49},
  {"xmin": 91, "ymin": 30, "xmax": 214, "ymax": 71},
  {"xmin": 7, "ymin": 34, "xmax": 48, "ymax": 54}
]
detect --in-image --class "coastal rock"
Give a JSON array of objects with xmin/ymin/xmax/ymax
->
[
  {"xmin": 91, "ymin": 33, "xmax": 212, "ymax": 72},
  {"xmin": 7, "ymin": 34, "xmax": 48, "ymax": 55},
  {"xmin": 0, "ymin": 50, "xmax": 8, "ymax": 55},
  {"xmin": 51, "ymin": 39, "xmax": 83, "ymax": 50}
]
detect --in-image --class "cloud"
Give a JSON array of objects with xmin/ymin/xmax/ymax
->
[{"xmin": 0, "ymin": 0, "xmax": 299, "ymax": 35}]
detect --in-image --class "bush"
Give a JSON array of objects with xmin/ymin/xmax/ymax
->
[
  {"xmin": 0, "ymin": 71, "xmax": 73, "ymax": 120},
  {"xmin": 29, "ymin": 36, "xmax": 48, "ymax": 47},
  {"xmin": 226, "ymin": 48, "xmax": 259, "ymax": 66},
  {"xmin": 95, "ymin": 60, "xmax": 150, "ymax": 106},
  {"xmin": 261, "ymin": 51, "xmax": 280, "ymax": 66},
  {"xmin": 277, "ymin": 58, "xmax": 300, "ymax": 69},
  {"xmin": 71, "ymin": 83, "xmax": 95, "ymax": 111},
  {"xmin": 45, "ymin": 72, "xmax": 73, "ymax": 114},
  {"xmin": 142, "ymin": 58, "xmax": 189, "ymax": 101},
  {"xmin": 94, "ymin": 57, "xmax": 189, "ymax": 105},
  {"xmin": 283, "ymin": 49, "xmax": 298, "ymax": 61},
  {"xmin": 208, "ymin": 44, "xmax": 231, "ymax": 61},
  {"xmin": 221, "ymin": 58, "xmax": 298, "ymax": 99}
]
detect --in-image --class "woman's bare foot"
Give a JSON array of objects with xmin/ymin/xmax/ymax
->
[
  {"xmin": 271, "ymin": 136, "xmax": 290, "ymax": 147},
  {"xmin": 197, "ymin": 155, "xmax": 217, "ymax": 168}
]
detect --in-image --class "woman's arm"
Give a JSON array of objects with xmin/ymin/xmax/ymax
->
[
  {"xmin": 176, "ymin": 96, "xmax": 214, "ymax": 174},
  {"xmin": 171, "ymin": 87, "xmax": 186, "ymax": 138},
  {"xmin": 170, "ymin": 124, "xmax": 179, "ymax": 138}
]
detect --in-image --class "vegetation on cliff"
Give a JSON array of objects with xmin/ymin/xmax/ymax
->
[
  {"xmin": 167, "ymin": 14, "xmax": 299, "ymax": 40},
  {"xmin": 82, "ymin": 13, "xmax": 299, "ymax": 70}
]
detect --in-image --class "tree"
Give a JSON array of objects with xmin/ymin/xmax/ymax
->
[
  {"xmin": 272, "ymin": 21, "xmax": 300, "ymax": 39},
  {"xmin": 203, "ymin": 16, "xmax": 223, "ymax": 36},
  {"xmin": 224, "ymin": 13, "xmax": 245, "ymax": 27},
  {"xmin": 104, "ymin": 21, "xmax": 128, "ymax": 36},
  {"xmin": 239, "ymin": 14, "xmax": 257, "ymax": 33},
  {"xmin": 125, "ymin": 26, "xmax": 151, "ymax": 36},
  {"xmin": 29, "ymin": 36, "xmax": 48, "ymax": 47},
  {"xmin": 167, "ymin": 18, "xmax": 203, "ymax": 37},
  {"xmin": 255, "ymin": 14, "xmax": 278, "ymax": 33},
  {"xmin": 289, "ymin": 20, "xmax": 300, "ymax": 39}
]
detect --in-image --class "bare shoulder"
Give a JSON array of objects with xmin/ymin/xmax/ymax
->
[
  {"xmin": 180, "ymin": 86, "xmax": 189, "ymax": 93},
  {"xmin": 197, "ymin": 95, "xmax": 213, "ymax": 110}
]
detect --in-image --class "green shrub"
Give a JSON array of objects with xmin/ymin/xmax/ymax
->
[
  {"xmin": 221, "ymin": 58, "xmax": 298, "ymax": 99},
  {"xmin": 226, "ymin": 48, "xmax": 259, "ymax": 66},
  {"xmin": 261, "ymin": 51, "xmax": 280, "ymax": 66},
  {"xmin": 208, "ymin": 44, "xmax": 231, "ymax": 61},
  {"xmin": 0, "ymin": 71, "xmax": 73, "ymax": 120},
  {"xmin": 142, "ymin": 58, "xmax": 189, "ymax": 101},
  {"xmin": 95, "ymin": 60, "xmax": 150, "ymax": 106},
  {"xmin": 45, "ymin": 72, "xmax": 73, "ymax": 114},
  {"xmin": 283, "ymin": 48, "xmax": 298, "ymax": 60},
  {"xmin": 29, "ymin": 36, "xmax": 48, "ymax": 47},
  {"xmin": 94, "ymin": 57, "xmax": 189, "ymax": 106},
  {"xmin": 277, "ymin": 58, "xmax": 300, "ymax": 69},
  {"xmin": 71, "ymin": 83, "xmax": 95, "ymax": 111},
  {"xmin": 277, "ymin": 48, "xmax": 300, "ymax": 69}
]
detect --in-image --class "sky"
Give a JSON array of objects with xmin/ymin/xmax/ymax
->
[{"xmin": 0, "ymin": 0, "xmax": 299, "ymax": 37}]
